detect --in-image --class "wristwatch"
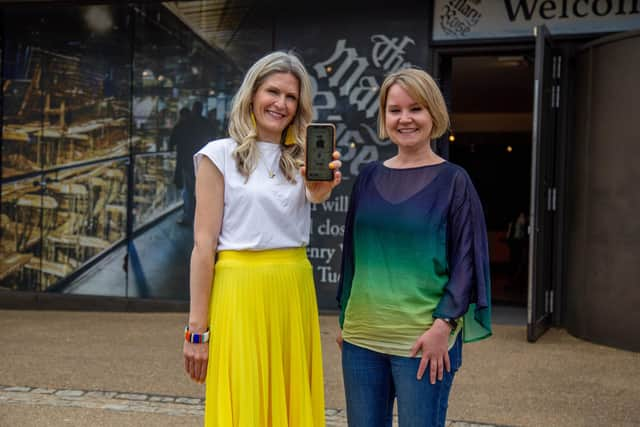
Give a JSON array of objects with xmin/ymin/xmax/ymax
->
[{"xmin": 438, "ymin": 317, "xmax": 458, "ymax": 330}]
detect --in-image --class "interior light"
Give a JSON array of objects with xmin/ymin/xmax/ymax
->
[
  {"xmin": 507, "ymin": 145, "xmax": 513, "ymax": 153},
  {"xmin": 84, "ymin": 6, "xmax": 113, "ymax": 33},
  {"xmin": 449, "ymin": 134, "xmax": 455, "ymax": 142},
  {"xmin": 497, "ymin": 56, "xmax": 524, "ymax": 62}
]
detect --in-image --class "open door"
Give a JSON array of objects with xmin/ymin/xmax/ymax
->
[{"xmin": 527, "ymin": 25, "xmax": 558, "ymax": 342}]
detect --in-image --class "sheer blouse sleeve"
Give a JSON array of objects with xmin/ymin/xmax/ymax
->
[
  {"xmin": 336, "ymin": 169, "xmax": 365, "ymax": 329},
  {"xmin": 434, "ymin": 169, "xmax": 492, "ymax": 342}
]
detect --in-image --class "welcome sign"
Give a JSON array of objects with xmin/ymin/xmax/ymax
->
[{"xmin": 433, "ymin": 0, "xmax": 640, "ymax": 40}]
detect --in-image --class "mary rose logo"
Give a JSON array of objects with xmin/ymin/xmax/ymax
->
[{"xmin": 440, "ymin": 0, "xmax": 483, "ymax": 37}]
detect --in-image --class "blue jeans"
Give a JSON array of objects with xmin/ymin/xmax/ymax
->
[{"xmin": 342, "ymin": 334, "xmax": 462, "ymax": 427}]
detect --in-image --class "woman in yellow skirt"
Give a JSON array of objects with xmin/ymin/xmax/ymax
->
[{"xmin": 182, "ymin": 51, "xmax": 342, "ymax": 427}]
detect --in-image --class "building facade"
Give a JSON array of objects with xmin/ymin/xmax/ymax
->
[{"xmin": 1, "ymin": 0, "xmax": 638, "ymax": 351}]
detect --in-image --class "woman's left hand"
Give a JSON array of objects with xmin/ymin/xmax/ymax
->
[
  {"xmin": 301, "ymin": 151, "xmax": 342, "ymax": 203},
  {"xmin": 409, "ymin": 319, "xmax": 452, "ymax": 384}
]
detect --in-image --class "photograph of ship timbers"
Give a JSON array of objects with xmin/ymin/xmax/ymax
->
[
  {"xmin": 0, "ymin": 40, "xmax": 137, "ymax": 293},
  {"xmin": 0, "ymin": 152, "xmax": 181, "ymax": 292},
  {"xmin": 132, "ymin": 153, "xmax": 181, "ymax": 228},
  {"xmin": 0, "ymin": 160, "xmax": 129, "ymax": 292},
  {"xmin": 0, "ymin": 2, "xmax": 242, "ymax": 300},
  {"xmin": 0, "ymin": 3, "xmax": 214, "ymax": 295},
  {"xmin": 1, "ymin": 48, "xmax": 131, "ymax": 179}
]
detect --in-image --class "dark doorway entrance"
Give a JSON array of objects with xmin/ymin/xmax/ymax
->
[{"xmin": 444, "ymin": 53, "xmax": 534, "ymax": 306}]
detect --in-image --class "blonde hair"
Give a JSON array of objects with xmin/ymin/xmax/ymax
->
[
  {"xmin": 228, "ymin": 51, "xmax": 313, "ymax": 182},
  {"xmin": 377, "ymin": 68, "xmax": 450, "ymax": 140}
]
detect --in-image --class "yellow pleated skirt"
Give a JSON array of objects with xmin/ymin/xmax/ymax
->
[{"xmin": 204, "ymin": 248, "xmax": 325, "ymax": 427}]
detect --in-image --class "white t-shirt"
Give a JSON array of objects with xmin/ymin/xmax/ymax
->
[{"xmin": 193, "ymin": 138, "xmax": 310, "ymax": 251}]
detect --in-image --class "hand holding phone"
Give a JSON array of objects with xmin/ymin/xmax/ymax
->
[{"xmin": 305, "ymin": 123, "xmax": 336, "ymax": 181}]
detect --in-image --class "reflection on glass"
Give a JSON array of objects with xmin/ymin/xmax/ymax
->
[
  {"xmin": 41, "ymin": 161, "xmax": 128, "ymax": 290},
  {"xmin": 1, "ymin": 1, "xmax": 241, "ymax": 296},
  {"xmin": 133, "ymin": 153, "xmax": 180, "ymax": 229},
  {"xmin": 1, "ymin": 178, "xmax": 45, "ymax": 291},
  {"xmin": 0, "ymin": 160, "xmax": 128, "ymax": 291},
  {"xmin": 1, "ymin": 126, "xmax": 40, "ymax": 177},
  {"xmin": 1, "ymin": 6, "xmax": 131, "ymax": 179},
  {"xmin": 132, "ymin": 2, "xmax": 237, "ymax": 154}
]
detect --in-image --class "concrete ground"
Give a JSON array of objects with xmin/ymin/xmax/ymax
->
[{"xmin": 0, "ymin": 310, "xmax": 639, "ymax": 427}]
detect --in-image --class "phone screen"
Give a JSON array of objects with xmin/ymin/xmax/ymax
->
[{"xmin": 306, "ymin": 124, "xmax": 335, "ymax": 181}]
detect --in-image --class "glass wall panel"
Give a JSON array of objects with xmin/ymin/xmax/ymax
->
[
  {"xmin": 1, "ymin": 5, "xmax": 131, "ymax": 179},
  {"xmin": 0, "ymin": 159, "xmax": 129, "ymax": 292},
  {"xmin": 0, "ymin": 1, "xmax": 311, "ymax": 300},
  {"xmin": 130, "ymin": 3, "xmax": 236, "ymax": 233},
  {"xmin": 1, "ymin": 3, "xmax": 132, "ymax": 294},
  {"xmin": 2, "ymin": 6, "xmax": 45, "ymax": 179},
  {"xmin": 132, "ymin": 152, "xmax": 179, "ymax": 229},
  {"xmin": 131, "ymin": 3, "xmax": 232, "ymax": 155},
  {"xmin": 40, "ymin": 159, "xmax": 128, "ymax": 284},
  {"xmin": 0, "ymin": 177, "xmax": 44, "ymax": 291},
  {"xmin": 48, "ymin": 159, "xmax": 128, "ymax": 295},
  {"xmin": 0, "ymin": 1, "xmax": 258, "ymax": 299},
  {"xmin": 132, "ymin": 8, "xmax": 182, "ymax": 154}
]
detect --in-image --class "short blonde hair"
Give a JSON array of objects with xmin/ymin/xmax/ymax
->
[
  {"xmin": 228, "ymin": 51, "xmax": 313, "ymax": 182},
  {"xmin": 377, "ymin": 68, "xmax": 450, "ymax": 140}
]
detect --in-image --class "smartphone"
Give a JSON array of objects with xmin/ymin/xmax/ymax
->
[{"xmin": 305, "ymin": 123, "xmax": 336, "ymax": 181}]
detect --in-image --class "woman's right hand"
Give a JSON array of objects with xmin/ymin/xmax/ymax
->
[
  {"xmin": 336, "ymin": 329, "xmax": 344, "ymax": 351},
  {"xmin": 183, "ymin": 341, "xmax": 209, "ymax": 384},
  {"xmin": 409, "ymin": 320, "xmax": 451, "ymax": 384}
]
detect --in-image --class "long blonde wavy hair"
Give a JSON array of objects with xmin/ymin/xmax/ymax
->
[{"xmin": 228, "ymin": 51, "xmax": 313, "ymax": 183}]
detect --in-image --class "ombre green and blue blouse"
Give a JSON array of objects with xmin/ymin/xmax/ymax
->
[{"xmin": 337, "ymin": 161, "xmax": 492, "ymax": 356}]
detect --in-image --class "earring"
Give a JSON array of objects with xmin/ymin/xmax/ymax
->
[
  {"xmin": 250, "ymin": 111, "xmax": 257, "ymax": 129},
  {"xmin": 281, "ymin": 125, "xmax": 296, "ymax": 146}
]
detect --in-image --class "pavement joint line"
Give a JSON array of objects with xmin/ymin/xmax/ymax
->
[
  {"xmin": 0, "ymin": 384, "xmax": 204, "ymax": 416},
  {"xmin": 0, "ymin": 385, "xmax": 500, "ymax": 426}
]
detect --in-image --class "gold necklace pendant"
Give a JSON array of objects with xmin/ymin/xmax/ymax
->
[{"xmin": 260, "ymin": 153, "xmax": 277, "ymax": 179}]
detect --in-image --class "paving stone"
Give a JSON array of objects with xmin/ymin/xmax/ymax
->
[
  {"xmin": 54, "ymin": 390, "xmax": 85, "ymax": 397},
  {"xmin": 31, "ymin": 388, "xmax": 57, "ymax": 394},
  {"xmin": 4, "ymin": 386, "xmax": 31, "ymax": 392},
  {"xmin": 149, "ymin": 396, "xmax": 176, "ymax": 403},
  {"xmin": 115, "ymin": 393, "xmax": 148, "ymax": 401},
  {"xmin": 85, "ymin": 391, "xmax": 118, "ymax": 399},
  {"xmin": 102, "ymin": 404, "xmax": 130, "ymax": 411},
  {"xmin": 450, "ymin": 423, "xmax": 495, "ymax": 427},
  {"xmin": 175, "ymin": 397, "xmax": 202, "ymax": 405}
]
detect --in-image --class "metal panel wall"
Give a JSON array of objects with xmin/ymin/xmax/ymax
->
[{"xmin": 566, "ymin": 31, "xmax": 640, "ymax": 351}]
